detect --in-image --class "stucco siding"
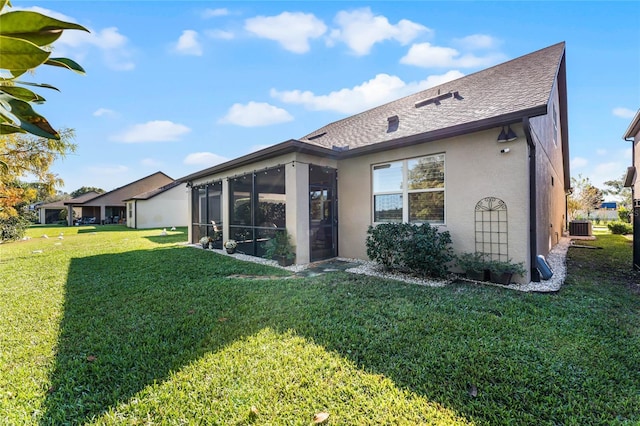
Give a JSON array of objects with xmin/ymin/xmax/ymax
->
[
  {"xmin": 338, "ymin": 126, "xmax": 532, "ymax": 281},
  {"xmin": 131, "ymin": 184, "xmax": 189, "ymax": 229}
]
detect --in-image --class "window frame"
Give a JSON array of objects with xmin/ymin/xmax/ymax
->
[{"xmin": 371, "ymin": 153, "xmax": 446, "ymax": 225}]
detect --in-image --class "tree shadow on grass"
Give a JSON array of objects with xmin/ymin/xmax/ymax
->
[{"xmin": 40, "ymin": 247, "xmax": 280, "ymax": 424}]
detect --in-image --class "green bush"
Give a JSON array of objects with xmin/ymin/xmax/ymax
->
[
  {"xmin": 0, "ymin": 214, "xmax": 31, "ymax": 242},
  {"xmin": 365, "ymin": 223, "xmax": 407, "ymax": 270},
  {"xmin": 487, "ymin": 259, "xmax": 526, "ymax": 276},
  {"xmin": 456, "ymin": 252, "xmax": 490, "ymax": 272},
  {"xmin": 366, "ymin": 223, "xmax": 453, "ymax": 278},
  {"xmin": 607, "ymin": 221, "xmax": 633, "ymax": 235},
  {"xmin": 618, "ymin": 207, "xmax": 631, "ymax": 223}
]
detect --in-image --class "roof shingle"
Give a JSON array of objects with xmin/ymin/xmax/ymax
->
[{"xmin": 300, "ymin": 42, "xmax": 565, "ymax": 150}]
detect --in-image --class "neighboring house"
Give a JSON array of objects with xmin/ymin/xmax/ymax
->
[
  {"xmin": 125, "ymin": 181, "xmax": 189, "ymax": 229},
  {"xmin": 180, "ymin": 42, "xmax": 570, "ymax": 283},
  {"xmin": 623, "ymin": 109, "xmax": 639, "ymax": 270},
  {"xmin": 37, "ymin": 192, "xmax": 99, "ymax": 224},
  {"xmin": 38, "ymin": 200, "xmax": 65, "ymax": 224},
  {"xmin": 63, "ymin": 172, "xmax": 174, "ymax": 226}
]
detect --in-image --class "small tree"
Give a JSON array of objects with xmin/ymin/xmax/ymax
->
[
  {"xmin": 569, "ymin": 174, "xmax": 604, "ymax": 219},
  {"xmin": 603, "ymin": 174, "xmax": 633, "ymax": 223},
  {"xmin": 1, "ymin": 130, "xmax": 76, "ymax": 219}
]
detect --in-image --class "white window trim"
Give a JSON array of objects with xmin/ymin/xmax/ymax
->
[{"xmin": 371, "ymin": 153, "xmax": 446, "ymax": 225}]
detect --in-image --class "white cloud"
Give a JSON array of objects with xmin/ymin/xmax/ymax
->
[
  {"xmin": 595, "ymin": 162, "xmax": 623, "ymax": 176},
  {"xmin": 15, "ymin": 6, "xmax": 76, "ymax": 23},
  {"xmin": 453, "ymin": 34, "xmax": 501, "ymax": 50},
  {"xmin": 245, "ymin": 12, "xmax": 327, "ymax": 53},
  {"xmin": 591, "ymin": 161, "xmax": 628, "ymax": 189},
  {"xmin": 57, "ymin": 25, "xmax": 135, "ymax": 71},
  {"xmin": 596, "ymin": 149, "xmax": 608, "ymax": 156},
  {"xmin": 183, "ymin": 152, "xmax": 229, "ymax": 166},
  {"xmin": 328, "ymin": 8, "xmax": 430, "ymax": 56},
  {"xmin": 219, "ymin": 102, "xmax": 294, "ymax": 127},
  {"xmin": 172, "ymin": 30, "xmax": 203, "ymax": 56},
  {"xmin": 202, "ymin": 8, "xmax": 229, "ymax": 18},
  {"xmin": 571, "ymin": 157, "xmax": 588, "ymax": 169},
  {"xmin": 612, "ymin": 107, "xmax": 636, "ymax": 119},
  {"xmin": 112, "ymin": 121, "xmax": 191, "ymax": 143},
  {"xmin": 271, "ymin": 71, "xmax": 464, "ymax": 114},
  {"xmin": 205, "ymin": 29, "xmax": 234, "ymax": 40},
  {"xmin": 400, "ymin": 42, "xmax": 506, "ymax": 69},
  {"xmin": 93, "ymin": 108, "xmax": 117, "ymax": 117},
  {"xmin": 141, "ymin": 158, "xmax": 163, "ymax": 167}
]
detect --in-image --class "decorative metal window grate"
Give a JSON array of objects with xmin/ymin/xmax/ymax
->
[{"xmin": 475, "ymin": 197, "xmax": 508, "ymax": 261}]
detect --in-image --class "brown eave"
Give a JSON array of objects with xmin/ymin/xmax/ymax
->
[{"xmin": 179, "ymin": 139, "xmax": 339, "ymax": 182}]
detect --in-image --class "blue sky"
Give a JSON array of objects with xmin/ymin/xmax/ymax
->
[{"xmin": 11, "ymin": 1, "xmax": 640, "ymax": 197}]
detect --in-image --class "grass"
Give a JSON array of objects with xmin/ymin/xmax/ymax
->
[{"xmin": 0, "ymin": 225, "xmax": 638, "ymax": 425}]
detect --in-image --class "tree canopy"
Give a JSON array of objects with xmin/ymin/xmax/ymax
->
[
  {"xmin": 70, "ymin": 186, "xmax": 105, "ymax": 198},
  {"xmin": 569, "ymin": 174, "xmax": 604, "ymax": 219},
  {"xmin": 0, "ymin": 129, "xmax": 76, "ymax": 219},
  {"xmin": 603, "ymin": 174, "xmax": 632, "ymax": 210},
  {"xmin": 0, "ymin": 0, "xmax": 88, "ymax": 141}
]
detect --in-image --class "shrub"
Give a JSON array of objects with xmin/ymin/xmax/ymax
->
[
  {"xmin": 456, "ymin": 252, "xmax": 490, "ymax": 272},
  {"xmin": 366, "ymin": 223, "xmax": 453, "ymax": 278},
  {"xmin": 487, "ymin": 259, "xmax": 526, "ymax": 276},
  {"xmin": 0, "ymin": 214, "xmax": 31, "ymax": 242},
  {"xmin": 264, "ymin": 230, "xmax": 295, "ymax": 261},
  {"xmin": 607, "ymin": 221, "xmax": 633, "ymax": 235},
  {"xmin": 618, "ymin": 207, "xmax": 631, "ymax": 223},
  {"xmin": 366, "ymin": 223, "xmax": 408, "ymax": 270}
]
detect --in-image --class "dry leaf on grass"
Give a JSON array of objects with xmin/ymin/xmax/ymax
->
[{"xmin": 313, "ymin": 412, "xmax": 329, "ymax": 423}]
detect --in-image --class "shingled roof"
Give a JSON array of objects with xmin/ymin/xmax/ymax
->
[
  {"xmin": 299, "ymin": 42, "xmax": 566, "ymax": 152},
  {"xmin": 125, "ymin": 180, "xmax": 183, "ymax": 201}
]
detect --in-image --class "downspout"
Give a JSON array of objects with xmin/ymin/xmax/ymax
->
[
  {"xmin": 134, "ymin": 200, "xmax": 137, "ymax": 229},
  {"xmin": 523, "ymin": 117, "xmax": 541, "ymax": 282}
]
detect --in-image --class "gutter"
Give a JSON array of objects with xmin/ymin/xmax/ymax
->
[{"xmin": 523, "ymin": 117, "xmax": 541, "ymax": 282}]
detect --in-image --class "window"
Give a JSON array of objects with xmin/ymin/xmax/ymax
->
[{"xmin": 372, "ymin": 154, "xmax": 445, "ymax": 224}]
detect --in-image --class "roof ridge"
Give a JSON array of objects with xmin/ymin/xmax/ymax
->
[{"xmin": 300, "ymin": 42, "xmax": 566, "ymax": 149}]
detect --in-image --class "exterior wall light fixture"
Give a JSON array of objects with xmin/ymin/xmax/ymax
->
[{"xmin": 497, "ymin": 125, "xmax": 518, "ymax": 142}]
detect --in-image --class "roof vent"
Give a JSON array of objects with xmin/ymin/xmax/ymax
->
[
  {"xmin": 387, "ymin": 115, "xmax": 399, "ymax": 132},
  {"xmin": 415, "ymin": 91, "xmax": 461, "ymax": 108},
  {"xmin": 307, "ymin": 132, "xmax": 326, "ymax": 141}
]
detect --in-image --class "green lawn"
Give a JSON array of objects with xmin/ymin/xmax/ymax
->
[{"xmin": 1, "ymin": 225, "xmax": 638, "ymax": 425}]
